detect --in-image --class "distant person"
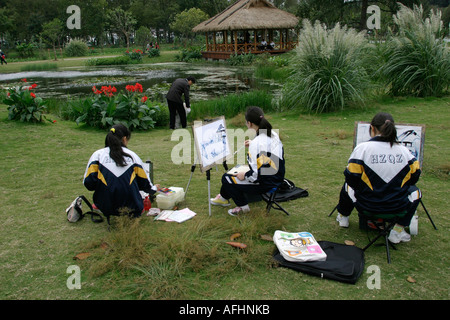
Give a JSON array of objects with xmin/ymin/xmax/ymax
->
[
  {"xmin": 259, "ymin": 39, "xmax": 267, "ymax": 51},
  {"xmin": 0, "ymin": 49, "xmax": 7, "ymax": 65},
  {"xmin": 210, "ymin": 106, "xmax": 285, "ymax": 216},
  {"xmin": 83, "ymin": 124, "xmax": 160, "ymax": 220},
  {"xmin": 166, "ymin": 76, "xmax": 195, "ymax": 129},
  {"xmin": 268, "ymin": 41, "xmax": 275, "ymax": 50},
  {"xmin": 335, "ymin": 112, "xmax": 422, "ymax": 244}
]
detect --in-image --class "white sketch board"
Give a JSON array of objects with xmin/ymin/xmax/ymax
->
[
  {"xmin": 354, "ymin": 121, "xmax": 425, "ymax": 168},
  {"xmin": 193, "ymin": 117, "xmax": 231, "ymax": 172}
]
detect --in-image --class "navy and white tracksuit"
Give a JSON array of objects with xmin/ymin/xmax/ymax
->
[
  {"xmin": 83, "ymin": 147, "xmax": 157, "ymax": 218},
  {"xmin": 337, "ymin": 136, "xmax": 421, "ymax": 226},
  {"xmin": 220, "ymin": 131, "xmax": 285, "ymax": 206}
]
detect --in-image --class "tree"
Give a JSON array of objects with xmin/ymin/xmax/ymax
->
[
  {"xmin": 40, "ymin": 18, "xmax": 63, "ymax": 60},
  {"xmin": 106, "ymin": 7, "xmax": 137, "ymax": 49},
  {"xmin": 170, "ymin": 8, "xmax": 209, "ymax": 44}
]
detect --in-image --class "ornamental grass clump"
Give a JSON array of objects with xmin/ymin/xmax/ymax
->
[
  {"xmin": 378, "ymin": 4, "xmax": 449, "ymax": 97},
  {"xmin": 281, "ymin": 20, "xmax": 371, "ymax": 113}
]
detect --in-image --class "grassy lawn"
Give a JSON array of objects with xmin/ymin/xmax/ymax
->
[
  {"xmin": 0, "ymin": 45, "xmax": 180, "ymax": 74},
  {"xmin": 0, "ymin": 94, "xmax": 448, "ymax": 300}
]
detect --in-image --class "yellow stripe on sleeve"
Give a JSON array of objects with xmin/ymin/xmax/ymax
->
[
  {"xmin": 401, "ymin": 160, "xmax": 420, "ymax": 187},
  {"xmin": 347, "ymin": 163, "xmax": 373, "ymax": 190}
]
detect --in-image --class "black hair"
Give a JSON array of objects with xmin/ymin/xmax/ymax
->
[
  {"xmin": 245, "ymin": 106, "xmax": 272, "ymax": 137},
  {"xmin": 105, "ymin": 124, "xmax": 132, "ymax": 167},
  {"xmin": 370, "ymin": 112, "xmax": 397, "ymax": 147},
  {"xmin": 187, "ymin": 76, "xmax": 196, "ymax": 84}
]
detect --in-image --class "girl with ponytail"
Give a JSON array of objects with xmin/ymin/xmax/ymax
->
[
  {"xmin": 335, "ymin": 113, "xmax": 422, "ymax": 244},
  {"xmin": 84, "ymin": 124, "xmax": 160, "ymax": 220},
  {"xmin": 210, "ymin": 106, "xmax": 286, "ymax": 216}
]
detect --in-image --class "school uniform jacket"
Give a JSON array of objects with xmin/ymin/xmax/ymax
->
[
  {"xmin": 245, "ymin": 131, "xmax": 285, "ymax": 190},
  {"xmin": 344, "ymin": 136, "xmax": 421, "ymax": 214},
  {"xmin": 83, "ymin": 147, "xmax": 156, "ymax": 217}
]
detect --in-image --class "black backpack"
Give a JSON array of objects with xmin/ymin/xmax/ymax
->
[
  {"xmin": 273, "ymin": 241, "xmax": 365, "ymax": 284},
  {"xmin": 263, "ymin": 178, "xmax": 309, "ymax": 202}
]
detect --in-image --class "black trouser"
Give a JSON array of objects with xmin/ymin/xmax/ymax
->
[
  {"xmin": 220, "ymin": 174, "xmax": 272, "ymax": 207},
  {"xmin": 337, "ymin": 183, "xmax": 421, "ymax": 226},
  {"xmin": 167, "ymin": 99, "xmax": 186, "ymax": 129}
]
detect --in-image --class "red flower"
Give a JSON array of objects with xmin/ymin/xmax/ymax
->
[
  {"xmin": 141, "ymin": 96, "xmax": 148, "ymax": 103},
  {"xmin": 30, "ymin": 92, "xmax": 36, "ymax": 98},
  {"xmin": 134, "ymin": 83, "xmax": 143, "ymax": 93},
  {"xmin": 21, "ymin": 78, "xmax": 27, "ymax": 82},
  {"xmin": 52, "ymin": 120, "xmax": 57, "ymax": 123},
  {"xmin": 31, "ymin": 83, "xmax": 37, "ymax": 89}
]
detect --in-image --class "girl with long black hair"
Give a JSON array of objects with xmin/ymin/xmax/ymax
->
[{"xmin": 84, "ymin": 124, "xmax": 159, "ymax": 219}]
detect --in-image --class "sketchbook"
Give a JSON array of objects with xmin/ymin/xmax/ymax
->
[
  {"xmin": 227, "ymin": 165, "xmax": 250, "ymax": 175},
  {"xmin": 154, "ymin": 208, "xmax": 197, "ymax": 223}
]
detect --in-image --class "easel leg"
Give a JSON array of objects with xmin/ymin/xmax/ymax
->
[
  {"xmin": 420, "ymin": 199, "xmax": 437, "ymax": 230},
  {"xmin": 185, "ymin": 164, "xmax": 196, "ymax": 198},
  {"xmin": 207, "ymin": 169, "xmax": 211, "ymax": 217}
]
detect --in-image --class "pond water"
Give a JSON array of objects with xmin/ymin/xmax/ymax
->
[{"xmin": 0, "ymin": 62, "xmax": 281, "ymax": 103}]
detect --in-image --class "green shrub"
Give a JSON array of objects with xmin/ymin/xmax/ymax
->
[
  {"xmin": 3, "ymin": 80, "xmax": 50, "ymax": 123},
  {"xmin": 148, "ymin": 48, "xmax": 160, "ymax": 58},
  {"xmin": 86, "ymin": 56, "xmax": 131, "ymax": 66},
  {"xmin": 16, "ymin": 43, "xmax": 37, "ymax": 58},
  {"xmin": 228, "ymin": 53, "xmax": 257, "ymax": 66},
  {"xmin": 65, "ymin": 39, "xmax": 89, "ymax": 57},
  {"xmin": 281, "ymin": 20, "xmax": 371, "ymax": 113},
  {"xmin": 378, "ymin": 4, "xmax": 450, "ymax": 97},
  {"xmin": 176, "ymin": 46, "xmax": 203, "ymax": 62},
  {"xmin": 70, "ymin": 83, "xmax": 159, "ymax": 130}
]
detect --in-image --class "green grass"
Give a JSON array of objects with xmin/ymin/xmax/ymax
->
[{"xmin": 0, "ymin": 95, "xmax": 449, "ymax": 300}]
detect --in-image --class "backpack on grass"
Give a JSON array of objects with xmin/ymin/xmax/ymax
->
[
  {"xmin": 66, "ymin": 195, "xmax": 104, "ymax": 223},
  {"xmin": 273, "ymin": 241, "xmax": 365, "ymax": 284},
  {"xmin": 262, "ymin": 178, "xmax": 309, "ymax": 202}
]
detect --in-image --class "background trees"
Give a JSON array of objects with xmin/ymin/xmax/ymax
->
[{"xmin": 0, "ymin": 0, "xmax": 447, "ymax": 51}]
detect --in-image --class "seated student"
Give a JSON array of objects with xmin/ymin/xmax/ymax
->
[
  {"xmin": 267, "ymin": 41, "xmax": 275, "ymax": 50},
  {"xmin": 210, "ymin": 106, "xmax": 285, "ymax": 216},
  {"xmin": 259, "ymin": 39, "xmax": 268, "ymax": 50},
  {"xmin": 83, "ymin": 124, "xmax": 160, "ymax": 218},
  {"xmin": 335, "ymin": 112, "xmax": 421, "ymax": 244}
]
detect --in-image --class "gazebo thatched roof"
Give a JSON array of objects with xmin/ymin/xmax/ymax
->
[{"xmin": 192, "ymin": 0, "xmax": 299, "ymax": 33}]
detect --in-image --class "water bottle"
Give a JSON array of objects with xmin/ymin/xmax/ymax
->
[
  {"xmin": 409, "ymin": 215, "xmax": 418, "ymax": 235},
  {"xmin": 143, "ymin": 195, "xmax": 151, "ymax": 212}
]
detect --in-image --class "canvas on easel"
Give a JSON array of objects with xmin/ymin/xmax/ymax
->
[
  {"xmin": 193, "ymin": 117, "xmax": 231, "ymax": 172},
  {"xmin": 354, "ymin": 121, "xmax": 425, "ymax": 168},
  {"xmin": 190, "ymin": 117, "xmax": 231, "ymax": 216}
]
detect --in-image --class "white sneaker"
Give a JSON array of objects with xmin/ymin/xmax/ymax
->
[
  {"xmin": 336, "ymin": 213, "xmax": 349, "ymax": 228},
  {"xmin": 210, "ymin": 194, "xmax": 230, "ymax": 207},
  {"xmin": 228, "ymin": 206, "xmax": 250, "ymax": 217},
  {"xmin": 388, "ymin": 228, "xmax": 411, "ymax": 244}
]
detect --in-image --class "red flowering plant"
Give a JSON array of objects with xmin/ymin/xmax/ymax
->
[
  {"xmin": 3, "ymin": 79, "xmax": 50, "ymax": 123},
  {"xmin": 124, "ymin": 49, "xmax": 143, "ymax": 62},
  {"xmin": 72, "ymin": 82, "xmax": 158, "ymax": 130}
]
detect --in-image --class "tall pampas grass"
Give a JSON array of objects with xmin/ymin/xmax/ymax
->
[
  {"xmin": 378, "ymin": 4, "xmax": 449, "ymax": 97},
  {"xmin": 280, "ymin": 20, "xmax": 371, "ymax": 113}
]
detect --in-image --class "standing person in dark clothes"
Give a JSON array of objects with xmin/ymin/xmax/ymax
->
[
  {"xmin": 166, "ymin": 76, "xmax": 195, "ymax": 129},
  {"xmin": 0, "ymin": 49, "xmax": 7, "ymax": 65}
]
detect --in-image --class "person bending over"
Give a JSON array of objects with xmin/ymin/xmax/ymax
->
[
  {"xmin": 166, "ymin": 76, "xmax": 195, "ymax": 129},
  {"xmin": 335, "ymin": 112, "xmax": 421, "ymax": 244},
  {"xmin": 210, "ymin": 106, "xmax": 285, "ymax": 216},
  {"xmin": 83, "ymin": 124, "xmax": 159, "ymax": 219}
]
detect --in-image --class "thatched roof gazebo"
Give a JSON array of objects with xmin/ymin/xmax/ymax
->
[{"xmin": 192, "ymin": 0, "xmax": 300, "ymax": 60}]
